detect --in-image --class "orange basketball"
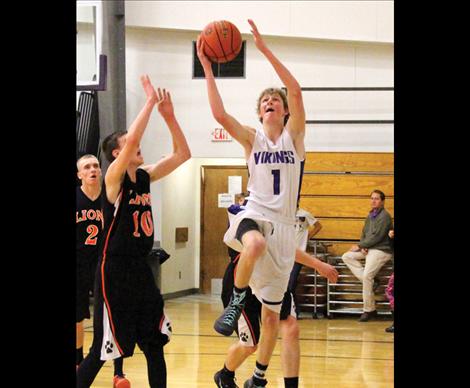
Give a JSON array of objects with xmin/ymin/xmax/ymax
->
[{"xmin": 201, "ymin": 20, "xmax": 242, "ymax": 64}]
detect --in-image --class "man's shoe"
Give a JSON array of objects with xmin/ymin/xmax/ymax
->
[
  {"xmin": 214, "ymin": 292, "xmax": 246, "ymax": 336},
  {"xmin": 113, "ymin": 374, "xmax": 131, "ymax": 388},
  {"xmin": 214, "ymin": 369, "xmax": 239, "ymax": 387},
  {"xmin": 373, "ymin": 278, "xmax": 380, "ymax": 293},
  {"xmin": 359, "ymin": 310, "xmax": 377, "ymax": 322},
  {"xmin": 244, "ymin": 377, "xmax": 267, "ymax": 388},
  {"xmin": 385, "ymin": 324, "xmax": 394, "ymax": 333}
]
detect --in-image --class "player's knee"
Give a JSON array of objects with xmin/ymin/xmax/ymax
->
[
  {"xmin": 241, "ymin": 344, "xmax": 257, "ymax": 356},
  {"xmin": 282, "ymin": 319, "xmax": 299, "ymax": 341},
  {"xmin": 244, "ymin": 234, "xmax": 266, "ymax": 258},
  {"xmin": 262, "ymin": 312, "xmax": 280, "ymax": 330}
]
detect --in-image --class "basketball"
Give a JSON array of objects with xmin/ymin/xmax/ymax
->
[{"xmin": 201, "ymin": 20, "xmax": 242, "ymax": 63}]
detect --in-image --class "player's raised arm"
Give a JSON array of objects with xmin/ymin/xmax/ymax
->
[
  {"xmin": 105, "ymin": 75, "xmax": 157, "ymax": 201},
  {"xmin": 248, "ymin": 19, "xmax": 305, "ymax": 143},
  {"xmin": 196, "ymin": 35, "xmax": 254, "ymax": 155},
  {"xmin": 142, "ymin": 88, "xmax": 191, "ymax": 182}
]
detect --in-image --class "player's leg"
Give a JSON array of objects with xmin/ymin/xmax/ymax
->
[
  {"xmin": 76, "ymin": 320, "xmax": 85, "ymax": 366},
  {"xmin": 140, "ymin": 341, "xmax": 167, "ymax": 388},
  {"xmin": 215, "ymin": 219, "xmax": 266, "ymax": 336},
  {"xmin": 215, "ymin": 342, "xmax": 256, "ymax": 388},
  {"xmin": 280, "ymin": 316, "xmax": 300, "ymax": 388},
  {"xmin": 234, "ymin": 228, "xmax": 267, "ymax": 288},
  {"xmin": 245, "ymin": 304, "xmax": 281, "ymax": 387},
  {"xmin": 76, "ymin": 286, "xmax": 106, "ymax": 388},
  {"xmin": 279, "ymin": 291, "xmax": 300, "ymax": 388},
  {"xmin": 76, "ymin": 256, "xmax": 92, "ymax": 366},
  {"xmin": 215, "ymin": 257, "xmax": 260, "ymax": 387},
  {"xmin": 112, "ymin": 357, "xmax": 130, "ymax": 388}
]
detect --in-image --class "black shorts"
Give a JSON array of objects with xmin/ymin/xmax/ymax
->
[
  {"xmin": 92, "ymin": 255, "xmax": 170, "ymax": 359},
  {"xmin": 235, "ymin": 218, "xmax": 260, "ymax": 242},
  {"xmin": 76, "ymin": 252, "xmax": 98, "ymax": 322},
  {"xmin": 280, "ymin": 290, "xmax": 297, "ymax": 321}
]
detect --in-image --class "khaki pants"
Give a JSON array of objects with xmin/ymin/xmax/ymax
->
[{"xmin": 341, "ymin": 249, "xmax": 392, "ymax": 312}]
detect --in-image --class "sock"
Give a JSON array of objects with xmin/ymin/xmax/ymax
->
[
  {"xmin": 252, "ymin": 361, "xmax": 268, "ymax": 385},
  {"xmin": 284, "ymin": 376, "xmax": 299, "ymax": 388},
  {"xmin": 233, "ymin": 285, "xmax": 248, "ymax": 295},
  {"xmin": 113, "ymin": 357, "xmax": 124, "ymax": 376},
  {"xmin": 76, "ymin": 347, "xmax": 84, "ymax": 365},
  {"xmin": 222, "ymin": 364, "xmax": 235, "ymax": 378},
  {"xmin": 232, "ymin": 286, "xmax": 248, "ymax": 306}
]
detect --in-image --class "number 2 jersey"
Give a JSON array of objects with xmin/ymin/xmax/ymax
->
[
  {"xmin": 101, "ymin": 168, "xmax": 154, "ymax": 259},
  {"xmin": 76, "ymin": 186, "xmax": 104, "ymax": 260}
]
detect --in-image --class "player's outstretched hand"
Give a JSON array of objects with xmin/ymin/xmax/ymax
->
[
  {"xmin": 156, "ymin": 88, "xmax": 174, "ymax": 119},
  {"xmin": 248, "ymin": 19, "xmax": 268, "ymax": 53},
  {"xmin": 317, "ymin": 262, "xmax": 339, "ymax": 283},
  {"xmin": 141, "ymin": 74, "xmax": 158, "ymax": 104},
  {"xmin": 196, "ymin": 35, "xmax": 212, "ymax": 69}
]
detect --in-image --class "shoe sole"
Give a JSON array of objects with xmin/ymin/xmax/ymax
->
[
  {"xmin": 214, "ymin": 322, "xmax": 235, "ymax": 336},
  {"xmin": 113, "ymin": 378, "xmax": 131, "ymax": 388}
]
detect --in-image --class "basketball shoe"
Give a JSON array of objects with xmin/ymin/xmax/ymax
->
[
  {"xmin": 214, "ymin": 290, "xmax": 246, "ymax": 336},
  {"xmin": 113, "ymin": 374, "xmax": 131, "ymax": 388},
  {"xmin": 214, "ymin": 369, "xmax": 239, "ymax": 388}
]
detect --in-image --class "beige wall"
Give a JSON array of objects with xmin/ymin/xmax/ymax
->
[{"xmin": 125, "ymin": 1, "xmax": 393, "ymax": 43}]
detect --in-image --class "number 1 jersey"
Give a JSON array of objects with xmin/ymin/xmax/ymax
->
[{"xmin": 246, "ymin": 128, "xmax": 303, "ymax": 220}]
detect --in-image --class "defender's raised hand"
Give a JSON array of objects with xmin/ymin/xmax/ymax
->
[
  {"xmin": 140, "ymin": 74, "xmax": 158, "ymax": 103},
  {"xmin": 156, "ymin": 88, "xmax": 174, "ymax": 119}
]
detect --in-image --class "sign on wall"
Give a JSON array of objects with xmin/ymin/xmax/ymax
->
[{"xmin": 211, "ymin": 127, "xmax": 232, "ymax": 142}]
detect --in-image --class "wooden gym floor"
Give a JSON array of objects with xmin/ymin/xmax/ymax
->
[{"xmin": 82, "ymin": 293, "xmax": 394, "ymax": 387}]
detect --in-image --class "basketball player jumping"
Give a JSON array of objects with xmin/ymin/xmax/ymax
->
[
  {"xmin": 76, "ymin": 75, "xmax": 191, "ymax": 388},
  {"xmin": 198, "ymin": 19, "xmax": 306, "ymax": 388}
]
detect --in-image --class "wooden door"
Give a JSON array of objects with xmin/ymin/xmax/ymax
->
[{"xmin": 200, "ymin": 166, "xmax": 248, "ymax": 294}]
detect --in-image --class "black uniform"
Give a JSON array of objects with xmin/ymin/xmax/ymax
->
[
  {"xmin": 76, "ymin": 186, "xmax": 103, "ymax": 322},
  {"xmin": 77, "ymin": 169, "xmax": 170, "ymax": 388}
]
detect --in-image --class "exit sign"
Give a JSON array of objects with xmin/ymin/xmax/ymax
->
[{"xmin": 211, "ymin": 127, "xmax": 232, "ymax": 142}]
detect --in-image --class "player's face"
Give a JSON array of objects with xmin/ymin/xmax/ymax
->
[
  {"xmin": 117, "ymin": 135, "xmax": 144, "ymax": 166},
  {"xmin": 370, "ymin": 193, "xmax": 384, "ymax": 210},
  {"xmin": 259, "ymin": 93, "xmax": 288, "ymax": 125},
  {"xmin": 77, "ymin": 157, "xmax": 101, "ymax": 185}
]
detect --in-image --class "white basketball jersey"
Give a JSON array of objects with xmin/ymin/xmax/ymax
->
[{"xmin": 246, "ymin": 128, "xmax": 303, "ymax": 220}]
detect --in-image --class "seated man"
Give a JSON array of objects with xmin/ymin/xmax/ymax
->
[{"xmin": 341, "ymin": 189, "xmax": 393, "ymax": 322}]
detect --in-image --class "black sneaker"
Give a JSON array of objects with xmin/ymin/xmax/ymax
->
[
  {"xmin": 214, "ymin": 369, "xmax": 238, "ymax": 388},
  {"xmin": 244, "ymin": 377, "xmax": 267, "ymax": 388},
  {"xmin": 214, "ymin": 291, "xmax": 246, "ymax": 336},
  {"xmin": 359, "ymin": 310, "xmax": 377, "ymax": 322},
  {"xmin": 385, "ymin": 324, "xmax": 394, "ymax": 333}
]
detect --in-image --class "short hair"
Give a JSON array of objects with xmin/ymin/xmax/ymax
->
[
  {"xmin": 371, "ymin": 189, "xmax": 385, "ymax": 201},
  {"xmin": 76, "ymin": 154, "xmax": 99, "ymax": 170},
  {"xmin": 256, "ymin": 88, "xmax": 290, "ymax": 125},
  {"xmin": 101, "ymin": 130, "xmax": 127, "ymax": 162}
]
